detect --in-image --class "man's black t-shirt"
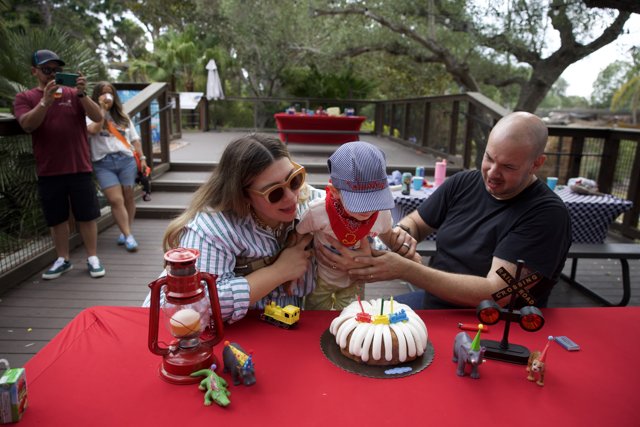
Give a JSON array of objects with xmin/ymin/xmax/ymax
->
[{"xmin": 417, "ymin": 170, "xmax": 571, "ymax": 308}]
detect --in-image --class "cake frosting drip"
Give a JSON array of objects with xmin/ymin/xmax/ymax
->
[{"xmin": 329, "ymin": 299, "xmax": 428, "ymax": 365}]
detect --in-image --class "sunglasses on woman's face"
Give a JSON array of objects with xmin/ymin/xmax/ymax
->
[
  {"xmin": 38, "ymin": 66, "xmax": 63, "ymax": 75},
  {"xmin": 246, "ymin": 162, "xmax": 306, "ymax": 204}
]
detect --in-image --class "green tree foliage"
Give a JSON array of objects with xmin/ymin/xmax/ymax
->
[
  {"xmin": 591, "ymin": 60, "xmax": 631, "ymax": 108},
  {"xmin": 312, "ymin": 0, "xmax": 631, "ymax": 112},
  {"xmin": 123, "ymin": 24, "xmax": 227, "ymax": 94},
  {"xmin": 0, "ymin": 26, "xmax": 103, "ymax": 105},
  {"xmin": 610, "ymin": 47, "xmax": 640, "ymax": 123},
  {"xmin": 1, "ymin": 0, "xmax": 635, "ymax": 112},
  {"xmin": 0, "ymin": 0, "xmax": 129, "ymax": 64},
  {"xmin": 283, "ymin": 66, "xmax": 374, "ymax": 99}
]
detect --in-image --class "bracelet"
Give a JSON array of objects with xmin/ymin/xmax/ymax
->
[
  {"xmin": 140, "ymin": 155, "xmax": 146, "ymax": 160},
  {"xmin": 394, "ymin": 223, "xmax": 411, "ymax": 234}
]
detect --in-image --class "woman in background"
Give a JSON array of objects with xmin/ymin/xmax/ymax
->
[{"xmin": 86, "ymin": 81, "xmax": 147, "ymax": 252}]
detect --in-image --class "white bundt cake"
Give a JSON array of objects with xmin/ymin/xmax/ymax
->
[{"xmin": 329, "ymin": 298, "xmax": 428, "ymax": 366}]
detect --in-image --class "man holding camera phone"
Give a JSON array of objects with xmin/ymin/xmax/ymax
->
[{"xmin": 13, "ymin": 49, "xmax": 107, "ymax": 280}]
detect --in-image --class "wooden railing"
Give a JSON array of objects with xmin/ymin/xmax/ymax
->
[{"xmin": 113, "ymin": 82, "xmax": 178, "ymax": 176}]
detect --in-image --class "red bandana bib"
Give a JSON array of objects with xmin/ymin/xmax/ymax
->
[{"xmin": 325, "ymin": 186, "xmax": 379, "ymax": 246}]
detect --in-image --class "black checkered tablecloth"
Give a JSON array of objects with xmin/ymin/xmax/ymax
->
[
  {"xmin": 555, "ymin": 187, "xmax": 633, "ymax": 243},
  {"xmin": 392, "ymin": 187, "xmax": 633, "ymax": 244}
]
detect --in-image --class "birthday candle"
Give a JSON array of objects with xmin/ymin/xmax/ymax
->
[
  {"xmin": 380, "ymin": 297, "xmax": 384, "ymax": 315},
  {"xmin": 390, "ymin": 296, "xmax": 394, "ymax": 314},
  {"xmin": 356, "ymin": 294, "xmax": 366, "ymax": 314}
]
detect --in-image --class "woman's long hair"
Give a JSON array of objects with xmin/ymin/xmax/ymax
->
[
  {"xmin": 162, "ymin": 133, "xmax": 291, "ymax": 250},
  {"xmin": 90, "ymin": 81, "xmax": 130, "ymax": 128}
]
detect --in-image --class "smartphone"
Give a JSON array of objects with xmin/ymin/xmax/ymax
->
[{"xmin": 55, "ymin": 72, "xmax": 79, "ymax": 87}]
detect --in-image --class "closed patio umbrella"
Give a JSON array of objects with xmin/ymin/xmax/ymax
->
[{"xmin": 206, "ymin": 59, "xmax": 224, "ymax": 101}]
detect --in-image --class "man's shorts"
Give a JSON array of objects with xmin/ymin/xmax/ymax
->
[
  {"xmin": 92, "ymin": 152, "xmax": 137, "ymax": 189},
  {"xmin": 37, "ymin": 172, "xmax": 101, "ymax": 227}
]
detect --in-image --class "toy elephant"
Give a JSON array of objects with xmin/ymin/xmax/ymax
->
[{"xmin": 452, "ymin": 327, "xmax": 486, "ymax": 379}]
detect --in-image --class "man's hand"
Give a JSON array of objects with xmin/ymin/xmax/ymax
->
[
  {"xmin": 41, "ymin": 80, "xmax": 58, "ymax": 107},
  {"xmin": 380, "ymin": 225, "xmax": 418, "ymax": 260}
]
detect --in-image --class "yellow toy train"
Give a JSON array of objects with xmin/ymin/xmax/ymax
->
[{"xmin": 260, "ymin": 301, "xmax": 300, "ymax": 329}]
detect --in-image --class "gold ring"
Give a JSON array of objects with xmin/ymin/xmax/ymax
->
[
  {"xmin": 331, "ymin": 264, "xmax": 337, "ymax": 270},
  {"xmin": 402, "ymin": 243, "xmax": 411, "ymax": 249}
]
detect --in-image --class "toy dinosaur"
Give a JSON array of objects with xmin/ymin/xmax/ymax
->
[{"xmin": 191, "ymin": 364, "xmax": 231, "ymax": 407}]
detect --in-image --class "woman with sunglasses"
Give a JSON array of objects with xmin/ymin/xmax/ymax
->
[{"xmin": 149, "ymin": 133, "xmax": 320, "ymax": 323}]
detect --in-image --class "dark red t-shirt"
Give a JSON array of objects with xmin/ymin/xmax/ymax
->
[{"xmin": 13, "ymin": 87, "xmax": 92, "ymax": 176}]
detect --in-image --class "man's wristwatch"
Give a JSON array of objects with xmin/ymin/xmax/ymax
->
[{"xmin": 77, "ymin": 92, "xmax": 85, "ymax": 98}]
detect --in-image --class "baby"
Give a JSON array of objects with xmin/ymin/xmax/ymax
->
[{"xmin": 297, "ymin": 141, "xmax": 395, "ymax": 310}]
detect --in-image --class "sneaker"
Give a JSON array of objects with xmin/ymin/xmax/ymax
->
[
  {"xmin": 42, "ymin": 257, "xmax": 73, "ymax": 280},
  {"xmin": 87, "ymin": 256, "xmax": 106, "ymax": 278},
  {"xmin": 125, "ymin": 235, "xmax": 138, "ymax": 252},
  {"xmin": 116, "ymin": 233, "xmax": 126, "ymax": 245}
]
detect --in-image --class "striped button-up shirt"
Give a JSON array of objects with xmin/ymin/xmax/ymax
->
[{"xmin": 144, "ymin": 185, "xmax": 324, "ymax": 323}]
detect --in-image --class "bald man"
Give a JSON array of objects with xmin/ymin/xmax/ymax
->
[{"xmin": 324, "ymin": 112, "xmax": 571, "ymax": 309}]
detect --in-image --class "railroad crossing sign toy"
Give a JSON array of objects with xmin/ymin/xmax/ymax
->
[{"xmin": 475, "ymin": 260, "xmax": 545, "ymax": 365}]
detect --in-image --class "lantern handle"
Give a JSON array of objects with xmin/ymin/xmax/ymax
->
[
  {"xmin": 201, "ymin": 272, "xmax": 224, "ymax": 346},
  {"xmin": 148, "ymin": 276, "xmax": 170, "ymax": 356}
]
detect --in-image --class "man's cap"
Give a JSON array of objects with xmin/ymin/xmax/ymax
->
[
  {"xmin": 32, "ymin": 50, "xmax": 65, "ymax": 67},
  {"xmin": 328, "ymin": 141, "xmax": 395, "ymax": 213}
]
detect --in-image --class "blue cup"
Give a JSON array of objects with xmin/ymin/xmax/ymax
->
[
  {"xmin": 412, "ymin": 176, "xmax": 424, "ymax": 191},
  {"xmin": 547, "ymin": 177, "xmax": 558, "ymax": 190}
]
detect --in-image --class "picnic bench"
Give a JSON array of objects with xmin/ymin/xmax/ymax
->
[{"xmin": 416, "ymin": 240, "xmax": 640, "ymax": 307}]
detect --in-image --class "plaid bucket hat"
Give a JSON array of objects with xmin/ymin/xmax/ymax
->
[{"xmin": 328, "ymin": 141, "xmax": 395, "ymax": 213}]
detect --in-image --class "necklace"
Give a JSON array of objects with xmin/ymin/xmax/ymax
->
[{"xmin": 250, "ymin": 208, "xmax": 286, "ymax": 239}]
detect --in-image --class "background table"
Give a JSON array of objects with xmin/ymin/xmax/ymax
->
[
  {"xmin": 392, "ymin": 187, "xmax": 633, "ymax": 244},
  {"xmin": 274, "ymin": 113, "xmax": 366, "ymax": 144},
  {"xmin": 21, "ymin": 305, "xmax": 639, "ymax": 426}
]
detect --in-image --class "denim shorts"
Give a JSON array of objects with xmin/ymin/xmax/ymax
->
[{"xmin": 93, "ymin": 152, "xmax": 137, "ymax": 190}]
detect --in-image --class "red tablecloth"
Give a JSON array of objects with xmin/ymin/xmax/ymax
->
[
  {"xmin": 274, "ymin": 113, "xmax": 366, "ymax": 144},
  {"xmin": 22, "ymin": 306, "xmax": 639, "ymax": 426}
]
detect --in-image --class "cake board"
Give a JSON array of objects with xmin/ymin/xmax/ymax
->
[{"xmin": 320, "ymin": 329, "xmax": 435, "ymax": 379}]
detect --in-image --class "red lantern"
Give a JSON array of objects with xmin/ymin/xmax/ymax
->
[{"xmin": 148, "ymin": 248, "xmax": 224, "ymax": 384}]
